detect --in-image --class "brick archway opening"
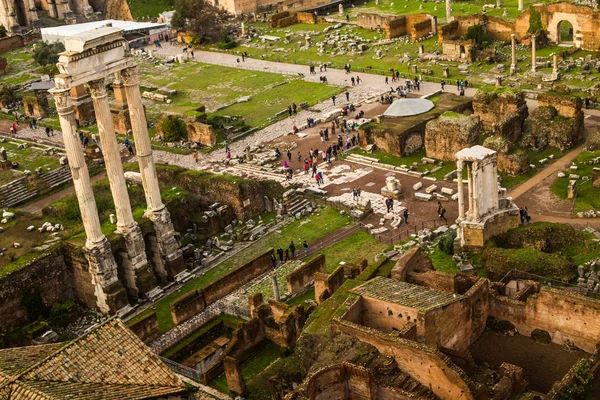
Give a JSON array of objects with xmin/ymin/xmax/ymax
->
[{"xmin": 557, "ymin": 20, "xmax": 574, "ymax": 45}]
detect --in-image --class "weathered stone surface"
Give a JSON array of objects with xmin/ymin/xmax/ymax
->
[
  {"xmin": 425, "ymin": 112, "xmax": 480, "ymax": 161},
  {"xmin": 473, "ymin": 88, "xmax": 528, "ymax": 143},
  {"xmin": 156, "ymin": 113, "xmax": 216, "ymax": 147}
]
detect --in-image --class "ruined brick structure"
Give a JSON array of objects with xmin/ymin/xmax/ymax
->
[
  {"xmin": 356, "ymin": 13, "xmax": 435, "ymax": 40},
  {"xmin": 473, "ymin": 88, "xmax": 528, "ymax": 143},
  {"xmin": 424, "ymin": 111, "xmax": 481, "ymax": 161},
  {"xmin": 439, "ymin": 2, "xmax": 600, "ymax": 50},
  {"xmin": 522, "ymin": 93, "xmax": 584, "ymax": 151}
]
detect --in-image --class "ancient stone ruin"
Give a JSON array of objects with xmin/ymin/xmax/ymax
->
[{"xmin": 424, "ymin": 111, "xmax": 481, "ymax": 161}]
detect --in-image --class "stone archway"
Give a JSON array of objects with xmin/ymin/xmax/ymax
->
[{"xmin": 557, "ymin": 20, "xmax": 574, "ymax": 45}]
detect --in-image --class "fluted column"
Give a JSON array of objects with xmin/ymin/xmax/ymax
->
[
  {"xmin": 89, "ymin": 79, "xmax": 155, "ymax": 300},
  {"xmin": 120, "ymin": 66, "xmax": 184, "ymax": 279},
  {"xmin": 472, "ymin": 161, "xmax": 480, "ymax": 222},
  {"xmin": 445, "ymin": 0, "xmax": 453, "ymax": 22},
  {"xmin": 50, "ymin": 87, "xmax": 124, "ymax": 313},
  {"xmin": 510, "ymin": 34, "xmax": 517, "ymax": 74},
  {"xmin": 457, "ymin": 160, "xmax": 465, "ymax": 219},
  {"xmin": 467, "ymin": 162, "xmax": 474, "ymax": 220},
  {"xmin": 531, "ymin": 34, "xmax": 537, "ymax": 73}
]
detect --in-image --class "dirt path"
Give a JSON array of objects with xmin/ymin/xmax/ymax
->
[{"xmin": 20, "ymin": 171, "xmax": 107, "ymax": 214}]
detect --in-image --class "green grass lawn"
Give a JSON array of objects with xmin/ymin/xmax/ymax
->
[
  {"xmin": 127, "ymin": 207, "xmax": 351, "ymax": 332},
  {"xmin": 429, "ymin": 247, "xmax": 460, "ymax": 274},
  {"xmin": 211, "ymin": 342, "xmax": 281, "ymax": 397},
  {"xmin": 343, "ymin": 148, "xmax": 457, "ymax": 181},
  {"xmin": 127, "ymin": 0, "xmax": 173, "ymax": 19},
  {"xmin": 287, "ymin": 287, "xmax": 315, "ymax": 306},
  {"xmin": 499, "ymin": 146, "xmax": 563, "ymax": 189},
  {"xmin": 316, "ymin": 230, "xmax": 388, "ymax": 273},
  {"xmin": 139, "ymin": 61, "xmax": 343, "ymax": 130},
  {"xmin": 552, "ymin": 150, "xmax": 600, "ymax": 213}
]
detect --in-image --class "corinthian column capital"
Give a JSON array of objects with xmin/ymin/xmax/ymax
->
[
  {"xmin": 88, "ymin": 79, "xmax": 107, "ymax": 99},
  {"xmin": 52, "ymin": 89, "xmax": 74, "ymax": 116},
  {"xmin": 120, "ymin": 67, "xmax": 140, "ymax": 87}
]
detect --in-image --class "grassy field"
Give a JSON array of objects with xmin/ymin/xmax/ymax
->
[
  {"xmin": 127, "ymin": 206, "xmax": 352, "ymax": 332},
  {"xmin": 317, "ymin": 230, "xmax": 388, "ymax": 273},
  {"xmin": 127, "ymin": 0, "xmax": 173, "ymax": 19},
  {"xmin": 552, "ymin": 149, "xmax": 600, "ymax": 213},
  {"xmin": 139, "ymin": 60, "xmax": 343, "ymax": 129}
]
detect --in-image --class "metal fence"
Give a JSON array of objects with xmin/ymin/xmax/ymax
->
[{"xmin": 159, "ymin": 355, "xmax": 203, "ymax": 381}]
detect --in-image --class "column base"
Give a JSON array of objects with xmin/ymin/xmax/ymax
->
[
  {"xmin": 119, "ymin": 223, "xmax": 157, "ymax": 300},
  {"xmin": 146, "ymin": 206, "xmax": 185, "ymax": 279},
  {"xmin": 84, "ymin": 237, "xmax": 128, "ymax": 313}
]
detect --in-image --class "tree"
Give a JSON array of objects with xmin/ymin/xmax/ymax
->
[
  {"xmin": 465, "ymin": 24, "xmax": 491, "ymax": 47},
  {"xmin": 160, "ymin": 115, "xmax": 188, "ymax": 142},
  {"xmin": 172, "ymin": 0, "xmax": 229, "ymax": 43},
  {"xmin": 0, "ymin": 85, "xmax": 18, "ymax": 106},
  {"xmin": 33, "ymin": 41, "xmax": 65, "ymax": 69},
  {"xmin": 528, "ymin": 5, "xmax": 543, "ymax": 34},
  {"xmin": 0, "ymin": 25, "xmax": 7, "ymax": 38}
]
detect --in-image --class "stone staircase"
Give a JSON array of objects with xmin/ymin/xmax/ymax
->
[
  {"xmin": 0, "ymin": 177, "xmax": 37, "ymax": 208},
  {"xmin": 40, "ymin": 166, "xmax": 72, "ymax": 188},
  {"xmin": 394, "ymin": 372, "xmax": 438, "ymax": 399},
  {"xmin": 283, "ymin": 195, "xmax": 311, "ymax": 217}
]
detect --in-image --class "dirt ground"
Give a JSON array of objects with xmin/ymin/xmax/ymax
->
[{"xmin": 470, "ymin": 331, "xmax": 587, "ymax": 393}]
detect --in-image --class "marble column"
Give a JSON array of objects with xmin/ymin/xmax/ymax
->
[
  {"xmin": 531, "ymin": 34, "xmax": 537, "ymax": 73},
  {"xmin": 457, "ymin": 160, "xmax": 465, "ymax": 219},
  {"xmin": 120, "ymin": 66, "xmax": 184, "ymax": 279},
  {"xmin": 472, "ymin": 161, "xmax": 480, "ymax": 222},
  {"xmin": 553, "ymin": 53, "xmax": 558, "ymax": 75},
  {"xmin": 431, "ymin": 16, "xmax": 437, "ymax": 36},
  {"xmin": 518, "ymin": 0, "xmax": 523, "ymax": 11},
  {"xmin": 89, "ymin": 79, "xmax": 155, "ymax": 301},
  {"xmin": 467, "ymin": 162, "xmax": 474, "ymax": 220},
  {"xmin": 445, "ymin": 0, "xmax": 453, "ymax": 22},
  {"xmin": 271, "ymin": 273, "xmax": 280, "ymax": 301},
  {"xmin": 510, "ymin": 34, "xmax": 517, "ymax": 74},
  {"xmin": 50, "ymin": 87, "xmax": 123, "ymax": 313}
]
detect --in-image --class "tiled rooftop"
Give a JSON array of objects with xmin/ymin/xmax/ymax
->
[
  {"xmin": 352, "ymin": 277, "xmax": 464, "ymax": 311},
  {"xmin": 0, "ymin": 318, "xmax": 187, "ymax": 400}
]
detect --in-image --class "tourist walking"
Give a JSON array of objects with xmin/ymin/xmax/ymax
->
[
  {"xmin": 303, "ymin": 240, "xmax": 309, "ymax": 256},
  {"xmin": 289, "ymin": 241, "xmax": 296, "ymax": 258},
  {"xmin": 437, "ymin": 201, "xmax": 447, "ymax": 223},
  {"xmin": 332, "ymin": 95, "xmax": 336, "ymax": 105},
  {"xmin": 403, "ymin": 209, "xmax": 409, "ymax": 224},
  {"xmin": 271, "ymin": 253, "xmax": 277, "ymax": 270},
  {"xmin": 193, "ymin": 150, "xmax": 198, "ymax": 163},
  {"xmin": 277, "ymin": 247, "xmax": 284, "ymax": 263},
  {"xmin": 345, "ymin": 90, "xmax": 350, "ymax": 101}
]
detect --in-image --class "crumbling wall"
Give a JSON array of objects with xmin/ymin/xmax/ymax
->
[
  {"xmin": 489, "ymin": 286, "xmax": 600, "ymax": 353},
  {"xmin": 390, "ymin": 246, "xmax": 433, "ymax": 282},
  {"xmin": 407, "ymin": 15, "xmax": 432, "ymax": 41},
  {"xmin": 424, "ymin": 112, "xmax": 481, "ymax": 161},
  {"xmin": 171, "ymin": 290, "xmax": 206, "ymax": 325},
  {"xmin": 128, "ymin": 311, "xmax": 161, "ymax": 343},
  {"xmin": 473, "ymin": 89, "xmax": 528, "ymax": 143},
  {"xmin": 203, "ymin": 248, "xmax": 273, "ymax": 304},
  {"xmin": 314, "ymin": 265, "xmax": 345, "ymax": 304},
  {"xmin": 482, "ymin": 136, "xmax": 530, "ymax": 175},
  {"xmin": 103, "ymin": 0, "xmax": 133, "ymax": 20},
  {"xmin": 286, "ymin": 254, "xmax": 326, "ymax": 295},
  {"xmin": 522, "ymin": 94, "xmax": 584, "ymax": 151},
  {"xmin": 334, "ymin": 319, "xmax": 480, "ymax": 400}
]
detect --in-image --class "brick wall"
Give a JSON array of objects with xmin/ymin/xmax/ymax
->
[
  {"xmin": 171, "ymin": 290, "xmax": 206, "ymax": 326},
  {"xmin": 314, "ymin": 265, "xmax": 345, "ymax": 304},
  {"xmin": 391, "ymin": 246, "xmax": 434, "ymax": 282},
  {"xmin": 286, "ymin": 254, "xmax": 326, "ymax": 295},
  {"xmin": 203, "ymin": 248, "xmax": 273, "ymax": 305},
  {"xmin": 489, "ymin": 286, "xmax": 600, "ymax": 353},
  {"xmin": 128, "ymin": 311, "xmax": 161, "ymax": 343},
  {"xmin": 410, "ymin": 18, "xmax": 433, "ymax": 41},
  {"xmin": 0, "ymin": 35, "xmax": 24, "ymax": 53}
]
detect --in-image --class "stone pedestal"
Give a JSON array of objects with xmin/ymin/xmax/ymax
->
[
  {"xmin": 381, "ymin": 176, "xmax": 402, "ymax": 200},
  {"xmin": 495, "ymin": 76, "xmax": 502, "ymax": 87},
  {"xmin": 419, "ymin": 45, "xmax": 424, "ymax": 55},
  {"xmin": 431, "ymin": 16, "xmax": 437, "ymax": 36},
  {"xmin": 568, "ymin": 179, "xmax": 577, "ymax": 199},
  {"xmin": 442, "ymin": 67, "xmax": 450, "ymax": 78},
  {"xmin": 84, "ymin": 237, "xmax": 128, "ymax": 313},
  {"xmin": 518, "ymin": 0, "xmax": 523, "ymax": 11},
  {"xmin": 121, "ymin": 67, "xmax": 184, "ymax": 280}
]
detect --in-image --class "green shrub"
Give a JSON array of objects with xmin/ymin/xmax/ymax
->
[
  {"xmin": 33, "ymin": 41, "xmax": 65, "ymax": 69},
  {"xmin": 0, "ymin": 25, "xmax": 6, "ymax": 38},
  {"xmin": 438, "ymin": 229, "xmax": 457, "ymax": 255},
  {"xmin": 160, "ymin": 115, "xmax": 188, "ymax": 142},
  {"xmin": 48, "ymin": 301, "xmax": 78, "ymax": 327},
  {"xmin": 559, "ymin": 360, "xmax": 594, "ymax": 400},
  {"xmin": 528, "ymin": 6, "xmax": 543, "ymax": 34},
  {"xmin": 465, "ymin": 24, "xmax": 491, "ymax": 47}
]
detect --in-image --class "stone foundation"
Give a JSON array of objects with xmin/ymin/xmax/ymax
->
[
  {"xmin": 473, "ymin": 88, "xmax": 528, "ymax": 142},
  {"xmin": 459, "ymin": 207, "xmax": 520, "ymax": 253},
  {"xmin": 425, "ymin": 112, "xmax": 481, "ymax": 161},
  {"xmin": 148, "ymin": 206, "xmax": 185, "ymax": 279}
]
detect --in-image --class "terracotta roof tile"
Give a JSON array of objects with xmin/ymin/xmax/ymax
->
[{"xmin": 0, "ymin": 319, "xmax": 186, "ymax": 400}]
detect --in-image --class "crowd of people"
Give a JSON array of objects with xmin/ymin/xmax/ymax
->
[{"xmin": 270, "ymin": 240, "xmax": 310, "ymax": 268}]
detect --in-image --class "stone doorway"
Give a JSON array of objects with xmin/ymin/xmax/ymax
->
[
  {"xmin": 14, "ymin": 0, "xmax": 28, "ymax": 27},
  {"xmin": 557, "ymin": 20, "xmax": 574, "ymax": 45}
]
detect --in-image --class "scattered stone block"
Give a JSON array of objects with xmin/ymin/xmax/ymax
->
[
  {"xmin": 557, "ymin": 172, "xmax": 566, "ymax": 178},
  {"xmin": 415, "ymin": 192, "xmax": 433, "ymax": 201},
  {"xmin": 425, "ymin": 184, "xmax": 437, "ymax": 194},
  {"xmin": 413, "ymin": 182, "xmax": 423, "ymax": 191},
  {"xmin": 441, "ymin": 187, "xmax": 454, "ymax": 195},
  {"xmin": 13, "ymin": 242, "xmax": 21, "ymax": 248},
  {"xmin": 27, "ymin": 226, "xmax": 35, "ymax": 232},
  {"xmin": 570, "ymin": 165, "xmax": 578, "ymax": 170}
]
